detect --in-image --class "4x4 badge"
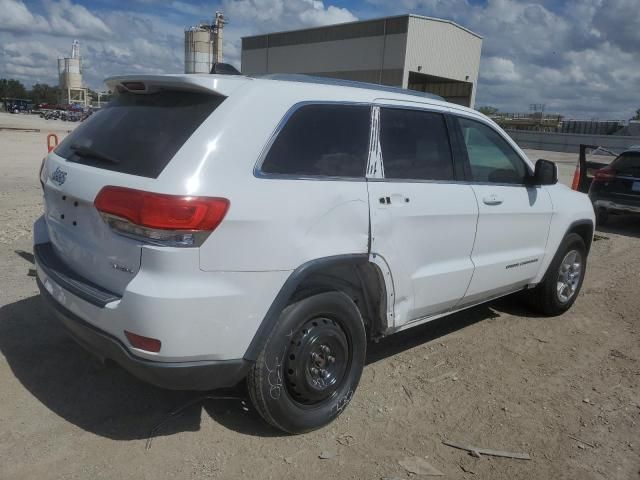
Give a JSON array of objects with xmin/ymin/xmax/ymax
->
[
  {"xmin": 51, "ymin": 167, "xmax": 67, "ymax": 186},
  {"xmin": 111, "ymin": 263, "xmax": 134, "ymax": 274}
]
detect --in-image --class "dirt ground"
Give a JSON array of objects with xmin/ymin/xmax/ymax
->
[{"xmin": 0, "ymin": 112, "xmax": 638, "ymax": 479}]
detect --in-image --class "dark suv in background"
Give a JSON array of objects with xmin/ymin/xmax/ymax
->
[{"xmin": 589, "ymin": 147, "xmax": 640, "ymax": 225}]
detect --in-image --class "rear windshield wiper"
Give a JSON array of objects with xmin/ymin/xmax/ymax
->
[{"xmin": 70, "ymin": 143, "xmax": 120, "ymax": 164}]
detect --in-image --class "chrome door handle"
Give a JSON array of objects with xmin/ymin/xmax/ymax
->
[{"xmin": 483, "ymin": 194, "xmax": 503, "ymax": 205}]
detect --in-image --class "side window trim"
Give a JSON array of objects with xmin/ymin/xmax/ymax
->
[
  {"xmin": 452, "ymin": 114, "xmax": 533, "ymax": 186},
  {"xmin": 366, "ymin": 105, "xmax": 384, "ymax": 179},
  {"xmin": 254, "ymin": 100, "xmax": 372, "ymax": 181},
  {"xmin": 444, "ymin": 113, "xmax": 469, "ymax": 181},
  {"xmin": 376, "ymin": 105, "xmax": 456, "ymax": 183}
]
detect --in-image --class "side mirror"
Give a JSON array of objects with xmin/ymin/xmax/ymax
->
[{"xmin": 532, "ymin": 159, "xmax": 558, "ymax": 185}]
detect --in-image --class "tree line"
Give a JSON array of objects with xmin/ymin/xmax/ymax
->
[{"xmin": 1, "ymin": 78, "xmax": 101, "ymax": 105}]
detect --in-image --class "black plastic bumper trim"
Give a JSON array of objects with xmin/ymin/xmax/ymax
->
[
  {"xmin": 590, "ymin": 193, "xmax": 640, "ymax": 209},
  {"xmin": 37, "ymin": 277, "xmax": 250, "ymax": 391},
  {"xmin": 34, "ymin": 242, "xmax": 121, "ymax": 307}
]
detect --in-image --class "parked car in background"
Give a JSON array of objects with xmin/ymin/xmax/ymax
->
[
  {"xmin": 589, "ymin": 147, "xmax": 640, "ymax": 224},
  {"xmin": 35, "ymin": 73, "xmax": 595, "ymax": 433},
  {"xmin": 3, "ymin": 98, "xmax": 33, "ymax": 113}
]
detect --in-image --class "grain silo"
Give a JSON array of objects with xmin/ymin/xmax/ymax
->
[
  {"xmin": 58, "ymin": 40, "xmax": 88, "ymax": 106},
  {"xmin": 185, "ymin": 12, "xmax": 225, "ymax": 74}
]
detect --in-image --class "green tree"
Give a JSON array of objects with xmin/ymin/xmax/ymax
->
[
  {"xmin": 478, "ymin": 105, "xmax": 499, "ymax": 116},
  {"xmin": 87, "ymin": 88, "xmax": 98, "ymax": 102},
  {"xmin": 632, "ymin": 108, "xmax": 640, "ymax": 121},
  {"xmin": 29, "ymin": 83, "xmax": 60, "ymax": 104},
  {"xmin": 0, "ymin": 78, "xmax": 28, "ymax": 99}
]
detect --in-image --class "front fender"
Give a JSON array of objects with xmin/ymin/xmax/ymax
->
[{"xmin": 533, "ymin": 184, "xmax": 595, "ymax": 284}]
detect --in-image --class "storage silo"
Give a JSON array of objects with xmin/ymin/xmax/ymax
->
[
  {"xmin": 185, "ymin": 12, "xmax": 225, "ymax": 74},
  {"xmin": 185, "ymin": 25, "xmax": 214, "ymax": 73},
  {"xmin": 58, "ymin": 40, "xmax": 88, "ymax": 106}
]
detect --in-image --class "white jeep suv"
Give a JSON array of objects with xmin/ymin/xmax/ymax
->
[{"xmin": 34, "ymin": 73, "xmax": 595, "ymax": 433}]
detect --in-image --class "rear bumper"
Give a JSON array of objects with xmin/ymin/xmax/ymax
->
[
  {"xmin": 592, "ymin": 197, "xmax": 640, "ymax": 214},
  {"xmin": 37, "ymin": 276, "xmax": 250, "ymax": 391},
  {"xmin": 32, "ymin": 216, "xmax": 290, "ymax": 361},
  {"xmin": 34, "ymin": 242, "xmax": 120, "ymax": 307}
]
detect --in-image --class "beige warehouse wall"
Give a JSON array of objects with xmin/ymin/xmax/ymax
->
[
  {"xmin": 241, "ymin": 33, "xmax": 407, "ymax": 81},
  {"xmin": 405, "ymin": 17, "xmax": 482, "ymax": 105}
]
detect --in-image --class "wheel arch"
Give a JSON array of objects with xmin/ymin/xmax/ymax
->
[
  {"xmin": 567, "ymin": 219, "xmax": 594, "ymax": 254},
  {"xmin": 243, "ymin": 254, "xmax": 389, "ymax": 361},
  {"xmin": 537, "ymin": 218, "xmax": 594, "ymax": 284}
]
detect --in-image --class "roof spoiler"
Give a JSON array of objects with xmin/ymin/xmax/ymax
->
[{"xmin": 104, "ymin": 74, "xmax": 248, "ymax": 97}]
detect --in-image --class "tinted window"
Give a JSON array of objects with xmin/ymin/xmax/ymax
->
[
  {"xmin": 55, "ymin": 90, "xmax": 224, "ymax": 178},
  {"xmin": 379, "ymin": 108, "xmax": 454, "ymax": 180},
  {"xmin": 458, "ymin": 117, "xmax": 527, "ymax": 184},
  {"xmin": 612, "ymin": 152, "xmax": 640, "ymax": 176},
  {"xmin": 261, "ymin": 104, "xmax": 370, "ymax": 177}
]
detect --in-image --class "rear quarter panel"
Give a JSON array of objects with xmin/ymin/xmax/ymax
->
[{"xmin": 182, "ymin": 82, "xmax": 372, "ymax": 272}]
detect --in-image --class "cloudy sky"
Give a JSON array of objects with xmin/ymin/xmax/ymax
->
[{"xmin": 0, "ymin": 0, "xmax": 637, "ymax": 119}]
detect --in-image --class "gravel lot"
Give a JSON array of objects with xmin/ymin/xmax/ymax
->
[{"xmin": 1, "ymin": 112, "xmax": 638, "ymax": 479}]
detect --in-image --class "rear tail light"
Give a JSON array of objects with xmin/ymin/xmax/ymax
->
[
  {"xmin": 94, "ymin": 186, "xmax": 229, "ymax": 247},
  {"xmin": 125, "ymin": 330, "xmax": 161, "ymax": 353},
  {"xmin": 593, "ymin": 166, "xmax": 616, "ymax": 183}
]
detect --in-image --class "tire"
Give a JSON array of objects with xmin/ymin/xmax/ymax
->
[
  {"xmin": 526, "ymin": 233, "xmax": 587, "ymax": 316},
  {"xmin": 247, "ymin": 291, "xmax": 366, "ymax": 434},
  {"xmin": 596, "ymin": 207, "xmax": 609, "ymax": 226}
]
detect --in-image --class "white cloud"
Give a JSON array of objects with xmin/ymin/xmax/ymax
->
[
  {"xmin": 298, "ymin": 1, "xmax": 358, "ymax": 26},
  {"xmin": 0, "ymin": 0, "xmax": 48, "ymax": 31},
  {"xmin": 481, "ymin": 57, "xmax": 520, "ymax": 83},
  {"xmin": 224, "ymin": 0, "xmax": 356, "ymax": 29},
  {"xmin": 592, "ymin": 0, "xmax": 640, "ymax": 53},
  {"xmin": 170, "ymin": 1, "xmax": 211, "ymax": 17},
  {"xmin": 44, "ymin": 0, "xmax": 112, "ymax": 39}
]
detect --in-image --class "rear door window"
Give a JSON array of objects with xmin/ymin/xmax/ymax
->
[
  {"xmin": 55, "ymin": 90, "xmax": 224, "ymax": 178},
  {"xmin": 260, "ymin": 104, "xmax": 371, "ymax": 178},
  {"xmin": 379, "ymin": 108, "xmax": 454, "ymax": 181}
]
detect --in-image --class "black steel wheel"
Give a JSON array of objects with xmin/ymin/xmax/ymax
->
[
  {"xmin": 285, "ymin": 317, "xmax": 350, "ymax": 405},
  {"xmin": 248, "ymin": 291, "xmax": 366, "ymax": 433}
]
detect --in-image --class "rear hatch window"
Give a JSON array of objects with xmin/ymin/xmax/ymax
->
[
  {"xmin": 612, "ymin": 152, "xmax": 640, "ymax": 177},
  {"xmin": 55, "ymin": 90, "xmax": 225, "ymax": 178}
]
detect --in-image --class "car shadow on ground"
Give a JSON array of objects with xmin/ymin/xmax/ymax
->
[
  {"xmin": 366, "ymin": 303, "xmax": 499, "ymax": 365},
  {"xmin": 0, "ymin": 293, "xmax": 506, "ymax": 441},
  {"xmin": 596, "ymin": 215, "xmax": 640, "ymax": 239},
  {"xmin": 0, "ymin": 295, "xmax": 278, "ymax": 441},
  {"xmin": 366, "ymin": 293, "xmax": 543, "ymax": 366}
]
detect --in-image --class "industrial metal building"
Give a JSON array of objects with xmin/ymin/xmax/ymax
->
[{"xmin": 241, "ymin": 14, "xmax": 482, "ymax": 107}]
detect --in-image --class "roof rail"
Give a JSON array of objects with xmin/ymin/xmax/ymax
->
[{"xmin": 250, "ymin": 73, "xmax": 444, "ymax": 101}]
